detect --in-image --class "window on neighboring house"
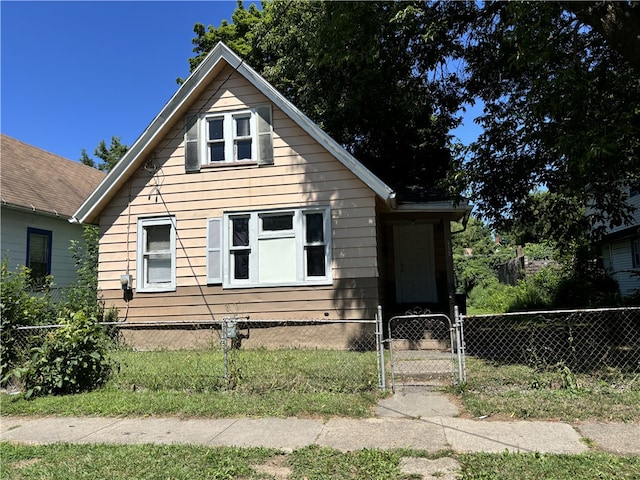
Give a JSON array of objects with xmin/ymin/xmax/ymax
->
[
  {"xmin": 137, "ymin": 217, "xmax": 176, "ymax": 292},
  {"xmin": 184, "ymin": 105, "xmax": 273, "ymax": 172},
  {"xmin": 206, "ymin": 207, "xmax": 332, "ymax": 287},
  {"xmin": 26, "ymin": 227, "xmax": 52, "ymax": 287},
  {"xmin": 632, "ymin": 237, "xmax": 640, "ymax": 268}
]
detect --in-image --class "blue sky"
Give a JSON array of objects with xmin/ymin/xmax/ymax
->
[
  {"xmin": 2, "ymin": 1, "xmax": 238, "ymax": 161},
  {"xmin": 2, "ymin": 1, "xmax": 480, "ymax": 163}
]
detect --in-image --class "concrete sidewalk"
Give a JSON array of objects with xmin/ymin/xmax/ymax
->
[{"xmin": 1, "ymin": 390, "xmax": 638, "ymax": 455}]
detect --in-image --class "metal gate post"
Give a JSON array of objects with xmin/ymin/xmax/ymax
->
[
  {"xmin": 454, "ymin": 306, "xmax": 466, "ymax": 384},
  {"xmin": 459, "ymin": 310, "xmax": 467, "ymax": 383},
  {"xmin": 375, "ymin": 305, "xmax": 386, "ymax": 391}
]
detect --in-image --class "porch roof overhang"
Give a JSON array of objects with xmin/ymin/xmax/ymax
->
[{"xmin": 390, "ymin": 199, "xmax": 472, "ymax": 221}]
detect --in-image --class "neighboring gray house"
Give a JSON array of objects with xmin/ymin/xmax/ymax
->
[
  {"xmin": 1, "ymin": 134, "xmax": 105, "ymax": 288},
  {"xmin": 600, "ymin": 185, "xmax": 640, "ymax": 298}
]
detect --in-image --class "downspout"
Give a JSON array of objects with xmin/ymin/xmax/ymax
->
[{"xmin": 451, "ymin": 207, "xmax": 471, "ymax": 235}]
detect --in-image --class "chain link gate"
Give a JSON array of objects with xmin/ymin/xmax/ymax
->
[{"xmin": 386, "ymin": 307, "xmax": 466, "ymax": 392}]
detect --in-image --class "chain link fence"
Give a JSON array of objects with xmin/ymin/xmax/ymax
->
[
  {"xmin": 6, "ymin": 307, "xmax": 639, "ymax": 396},
  {"xmin": 461, "ymin": 307, "xmax": 640, "ymax": 375},
  {"xmin": 7, "ymin": 318, "xmax": 385, "ymax": 395}
]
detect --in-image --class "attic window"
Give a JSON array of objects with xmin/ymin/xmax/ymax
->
[
  {"xmin": 205, "ymin": 112, "xmax": 255, "ymax": 163},
  {"xmin": 184, "ymin": 105, "xmax": 273, "ymax": 172}
]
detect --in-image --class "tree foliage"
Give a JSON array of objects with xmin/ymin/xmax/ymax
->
[
  {"xmin": 187, "ymin": 1, "xmax": 639, "ymax": 243},
  {"xmin": 80, "ymin": 136, "xmax": 128, "ymax": 172},
  {"xmin": 188, "ymin": 1, "xmax": 467, "ymax": 192},
  {"xmin": 460, "ymin": 1, "xmax": 640, "ymax": 241}
]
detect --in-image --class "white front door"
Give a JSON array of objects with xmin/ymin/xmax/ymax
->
[{"xmin": 393, "ymin": 223, "xmax": 437, "ymax": 303}]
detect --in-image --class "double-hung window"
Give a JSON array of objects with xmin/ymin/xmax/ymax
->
[
  {"xmin": 137, "ymin": 216, "xmax": 176, "ymax": 292},
  {"xmin": 185, "ymin": 105, "xmax": 273, "ymax": 172},
  {"xmin": 207, "ymin": 207, "xmax": 332, "ymax": 287},
  {"xmin": 203, "ymin": 111, "xmax": 257, "ymax": 164},
  {"xmin": 26, "ymin": 227, "xmax": 52, "ymax": 287}
]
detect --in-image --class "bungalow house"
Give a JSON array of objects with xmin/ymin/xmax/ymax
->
[
  {"xmin": 1, "ymin": 134, "xmax": 105, "ymax": 288},
  {"xmin": 600, "ymin": 183, "xmax": 640, "ymax": 298},
  {"xmin": 71, "ymin": 43, "xmax": 470, "ymax": 328}
]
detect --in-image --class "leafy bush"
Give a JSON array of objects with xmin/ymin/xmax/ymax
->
[
  {"xmin": 65, "ymin": 225, "xmax": 103, "ymax": 317},
  {"xmin": 467, "ymin": 266, "xmax": 565, "ymax": 314},
  {"xmin": 17, "ymin": 310, "xmax": 115, "ymax": 398},
  {"xmin": 509, "ymin": 266, "xmax": 563, "ymax": 311},
  {"xmin": 466, "ymin": 278, "xmax": 514, "ymax": 314},
  {"xmin": 0, "ymin": 261, "xmax": 58, "ymax": 385}
]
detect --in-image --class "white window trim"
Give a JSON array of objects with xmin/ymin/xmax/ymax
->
[
  {"xmin": 221, "ymin": 207, "xmax": 332, "ymax": 288},
  {"xmin": 200, "ymin": 109, "xmax": 258, "ymax": 165},
  {"xmin": 136, "ymin": 216, "xmax": 177, "ymax": 292}
]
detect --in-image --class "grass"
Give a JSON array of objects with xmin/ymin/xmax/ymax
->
[
  {"xmin": 2, "ymin": 347, "xmax": 639, "ymax": 422},
  {"xmin": 459, "ymin": 451, "xmax": 640, "ymax": 479},
  {"xmin": 2, "ymin": 443, "xmax": 639, "ymax": 480},
  {"xmin": 452, "ymin": 357, "xmax": 640, "ymax": 422},
  {"xmin": 1, "ymin": 348, "xmax": 384, "ymax": 418}
]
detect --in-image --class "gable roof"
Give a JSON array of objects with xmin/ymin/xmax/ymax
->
[
  {"xmin": 1, "ymin": 134, "xmax": 106, "ymax": 219},
  {"xmin": 72, "ymin": 42, "xmax": 468, "ymax": 224}
]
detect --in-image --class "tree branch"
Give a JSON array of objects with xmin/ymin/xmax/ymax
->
[{"xmin": 566, "ymin": 1, "xmax": 640, "ymax": 72}]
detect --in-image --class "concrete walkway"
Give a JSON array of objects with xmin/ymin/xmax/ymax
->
[{"xmin": 1, "ymin": 389, "xmax": 638, "ymax": 456}]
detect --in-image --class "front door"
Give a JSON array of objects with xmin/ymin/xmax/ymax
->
[{"xmin": 393, "ymin": 223, "xmax": 437, "ymax": 303}]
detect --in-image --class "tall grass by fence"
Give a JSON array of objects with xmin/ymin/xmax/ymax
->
[{"xmin": 461, "ymin": 307, "xmax": 640, "ymax": 375}]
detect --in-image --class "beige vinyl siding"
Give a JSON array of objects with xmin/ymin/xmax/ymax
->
[
  {"xmin": 98, "ymin": 67, "xmax": 379, "ymax": 320},
  {"xmin": 100, "ymin": 277, "xmax": 378, "ymax": 322}
]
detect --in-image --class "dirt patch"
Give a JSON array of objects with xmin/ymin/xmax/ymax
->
[
  {"xmin": 253, "ymin": 455, "xmax": 291, "ymax": 479},
  {"xmin": 11, "ymin": 458, "xmax": 41, "ymax": 469}
]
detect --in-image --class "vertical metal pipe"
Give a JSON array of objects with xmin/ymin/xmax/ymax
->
[
  {"xmin": 454, "ymin": 306, "xmax": 464, "ymax": 384},
  {"xmin": 376, "ymin": 305, "xmax": 386, "ymax": 391},
  {"xmin": 459, "ymin": 312, "xmax": 467, "ymax": 383}
]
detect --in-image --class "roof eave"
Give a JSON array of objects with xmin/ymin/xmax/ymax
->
[
  {"xmin": 393, "ymin": 200, "xmax": 472, "ymax": 220},
  {"xmin": 2, "ymin": 201, "xmax": 72, "ymax": 220}
]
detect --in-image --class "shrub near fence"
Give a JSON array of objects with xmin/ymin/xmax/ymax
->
[
  {"xmin": 462, "ymin": 307, "xmax": 640, "ymax": 375},
  {"xmin": 8, "ymin": 319, "xmax": 384, "ymax": 396}
]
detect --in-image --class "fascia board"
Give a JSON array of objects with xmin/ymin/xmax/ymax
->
[{"xmin": 394, "ymin": 200, "xmax": 472, "ymax": 218}]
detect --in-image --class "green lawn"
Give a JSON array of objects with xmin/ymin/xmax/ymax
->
[
  {"xmin": 1, "ymin": 348, "xmax": 383, "ymax": 418},
  {"xmin": 2, "ymin": 443, "xmax": 639, "ymax": 480},
  {"xmin": 453, "ymin": 357, "xmax": 640, "ymax": 422},
  {"xmin": 2, "ymin": 348, "xmax": 638, "ymax": 422}
]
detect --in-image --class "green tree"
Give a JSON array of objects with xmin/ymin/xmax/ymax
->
[
  {"xmin": 188, "ymin": 1, "xmax": 263, "ymax": 77},
  {"xmin": 80, "ymin": 136, "xmax": 128, "ymax": 172},
  {"xmin": 188, "ymin": 1, "xmax": 639, "ymax": 244},
  {"xmin": 188, "ymin": 1, "xmax": 467, "ymax": 193},
  {"xmin": 459, "ymin": 1, "xmax": 639, "ymax": 241},
  {"xmin": 566, "ymin": 1, "xmax": 640, "ymax": 72},
  {"xmin": 451, "ymin": 216, "xmax": 512, "ymax": 295}
]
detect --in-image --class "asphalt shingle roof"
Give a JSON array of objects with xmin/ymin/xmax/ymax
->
[{"xmin": 1, "ymin": 134, "xmax": 105, "ymax": 218}]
